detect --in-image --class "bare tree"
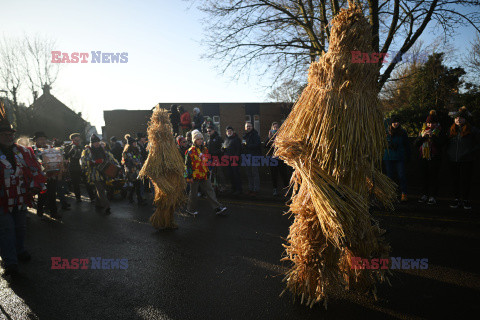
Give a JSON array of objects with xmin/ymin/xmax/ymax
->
[
  {"xmin": 0, "ymin": 36, "xmax": 24, "ymax": 123},
  {"xmin": 195, "ymin": 0, "xmax": 480, "ymax": 90},
  {"xmin": 22, "ymin": 34, "xmax": 61, "ymax": 103},
  {"xmin": 267, "ymin": 79, "xmax": 306, "ymax": 102},
  {"xmin": 465, "ymin": 33, "xmax": 480, "ymax": 79}
]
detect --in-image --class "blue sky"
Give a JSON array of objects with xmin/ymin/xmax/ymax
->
[{"xmin": 2, "ymin": 0, "xmax": 478, "ymax": 131}]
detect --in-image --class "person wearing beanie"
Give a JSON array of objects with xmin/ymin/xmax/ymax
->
[
  {"xmin": 383, "ymin": 115, "xmax": 410, "ymax": 202},
  {"xmin": 415, "ymin": 110, "xmax": 445, "ymax": 205},
  {"xmin": 80, "ymin": 133, "xmax": 119, "ymax": 214},
  {"xmin": 0, "ymin": 99, "xmax": 46, "ymax": 277},
  {"xmin": 222, "ymin": 126, "xmax": 242, "ymax": 195},
  {"xmin": 122, "ymin": 134, "xmax": 146, "ymax": 205},
  {"xmin": 184, "ymin": 129, "xmax": 227, "ymax": 216},
  {"xmin": 64, "ymin": 133, "xmax": 95, "ymax": 203},
  {"xmin": 446, "ymin": 106, "xmax": 480, "ymax": 210}
]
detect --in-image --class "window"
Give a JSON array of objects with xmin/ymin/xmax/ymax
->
[
  {"xmin": 245, "ymin": 115, "xmax": 251, "ymax": 122},
  {"xmin": 213, "ymin": 116, "xmax": 220, "ymax": 132},
  {"xmin": 253, "ymin": 115, "xmax": 260, "ymax": 132}
]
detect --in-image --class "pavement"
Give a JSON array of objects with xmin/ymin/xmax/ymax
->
[{"xmin": 0, "ymin": 189, "xmax": 479, "ymax": 320}]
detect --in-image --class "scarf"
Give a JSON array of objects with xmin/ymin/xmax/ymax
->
[
  {"xmin": 449, "ymin": 123, "xmax": 470, "ymax": 138},
  {"xmin": 419, "ymin": 123, "xmax": 441, "ymax": 160}
]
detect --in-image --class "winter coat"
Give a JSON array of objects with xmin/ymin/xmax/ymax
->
[
  {"xmin": 64, "ymin": 142, "xmax": 84, "ymax": 172},
  {"xmin": 446, "ymin": 124, "xmax": 480, "ymax": 162},
  {"xmin": 170, "ymin": 110, "xmax": 180, "ymax": 133},
  {"xmin": 180, "ymin": 112, "xmax": 192, "ymax": 130},
  {"xmin": 137, "ymin": 142, "xmax": 148, "ymax": 164},
  {"xmin": 383, "ymin": 126, "xmax": 410, "ymax": 162},
  {"xmin": 0, "ymin": 144, "xmax": 46, "ymax": 212},
  {"xmin": 243, "ymin": 129, "xmax": 262, "ymax": 156},
  {"xmin": 110, "ymin": 142, "xmax": 123, "ymax": 163},
  {"xmin": 222, "ymin": 134, "xmax": 242, "ymax": 157},
  {"xmin": 414, "ymin": 124, "xmax": 445, "ymax": 160},
  {"xmin": 122, "ymin": 148, "xmax": 143, "ymax": 182},
  {"xmin": 193, "ymin": 113, "xmax": 204, "ymax": 131},
  {"xmin": 185, "ymin": 145, "xmax": 209, "ymax": 180},
  {"xmin": 207, "ymin": 131, "xmax": 224, "ymax": 157}
]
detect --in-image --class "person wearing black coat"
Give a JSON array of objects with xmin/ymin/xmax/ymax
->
[
  {"xmin": 109, "ymin": 136, "xmax": 123, "ymax": 164},
  {"xmin": 222, "ymin": 126, "xmax": 242, "ymax": 194},
  {"xmin": 446, "ymin": 107, "xmax": 480, "ymax": 210},
  {"xmin": 265, "ymin": 122, "xmax": 290, "ymax": 196},
  {"xmin": 192, "ymin": 107, "xmax": 203, "ymax": 131},
  {"xmin": 414, "ymin": 111, "xmax": 445, "ymax": 205},
  {"xmin": 206, "ymin": 125, "xmax": 224, "ymax": 190},
  {"xmin": 65, "ymin": 133, "xmax": 95, "ymax": 202},
  {"xmin": 243, "ymin": 122, "xmax": 261, "ymax": 195},
  {"xmin": 169, "ymin": 104, "xmax": 180, "ymax": 136}
]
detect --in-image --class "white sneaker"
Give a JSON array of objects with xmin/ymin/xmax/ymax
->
[
  {"xmin": 186, "ymin": 209, "xmax": 198, "ymax": 216},
  {"xmin": 418, "ymin": 195, "xmax": 428, "ymax": 203},
  {"xmin": 427, "ymin": 197, "xmax": 436, "ymax": 205},
  {"xmin": 215, "ymin": 206, "xmax": 227, "ymax": 215}
]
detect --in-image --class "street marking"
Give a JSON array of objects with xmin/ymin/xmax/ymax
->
[{"xmin": 223, "ymin": 200, "xmax": 478, "ymax": 224}]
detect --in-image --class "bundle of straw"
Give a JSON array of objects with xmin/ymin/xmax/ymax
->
[
  {"xmin": 274, "ymin": 3, "xmax": 396, "ymax": 307},
  {"xmin": 139, "ymin": 106, "xmax": 186, "ymax": 229}
]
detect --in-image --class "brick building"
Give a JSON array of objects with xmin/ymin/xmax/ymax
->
[{"xmin": 103, "ymin": 102, "xmax": 293, "ymax": 142}]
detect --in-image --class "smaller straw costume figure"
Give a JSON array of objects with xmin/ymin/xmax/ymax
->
[{"xmin": 138, "ymin": 106, "xmax": 186, "ymax": 229}]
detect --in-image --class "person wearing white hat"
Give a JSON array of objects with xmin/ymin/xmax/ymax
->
[{"xmin": 184, "ymin": 129, "xmax": 227, "ymax": 216}]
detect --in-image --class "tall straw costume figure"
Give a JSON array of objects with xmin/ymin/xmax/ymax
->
[
  {"xmin": 139, "ymin": 106, "xmax": 186, "ymax": 229},
  {"xmin": 274, "ymin": 3, "xmax": 397, "ymax": 307}
]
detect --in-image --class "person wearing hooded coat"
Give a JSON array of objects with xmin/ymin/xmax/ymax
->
[
  {"xmin": 446, "ymin": 106, "xmax": 480, "ymax": 210},
  {"xmin": 81, "ymin": 134, "xmax": 119, "ymax": 214}
]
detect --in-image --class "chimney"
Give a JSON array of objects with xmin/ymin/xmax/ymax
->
[{"xmin": 42, "ymin": 83, "xmax": 51, "ymax": 95}]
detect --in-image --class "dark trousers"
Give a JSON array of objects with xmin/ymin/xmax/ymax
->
[
  {"xmin": 384, "ymin": 160, "xmax": 407, "ymax": 194},
  {"xmin": 128, "ymin": 180, "xmax": 143, "ymax": 202},
  {"xmin": 0, "ymin": 207, "xmax": 27, "ymax": 267},
  {"xmin": 420, "ymin": 159, "xmax": 441, "ymax": 197},
  {"xmin": 226, "ymin": 165, "xmax": 242, "ymax": 192},
  {"xmin": 70, "ymin": 170, "xmax": 95, "ymax": 201},
  {"xmin": 37, "ymin": 178, "xmax": 58, "ymax": 215},
  {"xmin": 269, "ymin": 159, "xmax": 290, "ymax": 189},
  {"xmin": 449, "ymin": 161, "xmax": 474, "ymax": 201}
]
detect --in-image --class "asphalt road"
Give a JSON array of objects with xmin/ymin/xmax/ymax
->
[{"xmin": 0, "ymin": 194, "xmax": 479, "ymax": 320}]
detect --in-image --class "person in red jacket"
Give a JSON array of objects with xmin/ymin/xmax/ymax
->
[
  {"xmin": 0, "ymin": 99, "xmax": 46, "ymax": 278},
  {"xmin": 179, "ymin": 105, "xmax": 192, "ymax": 136}
]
